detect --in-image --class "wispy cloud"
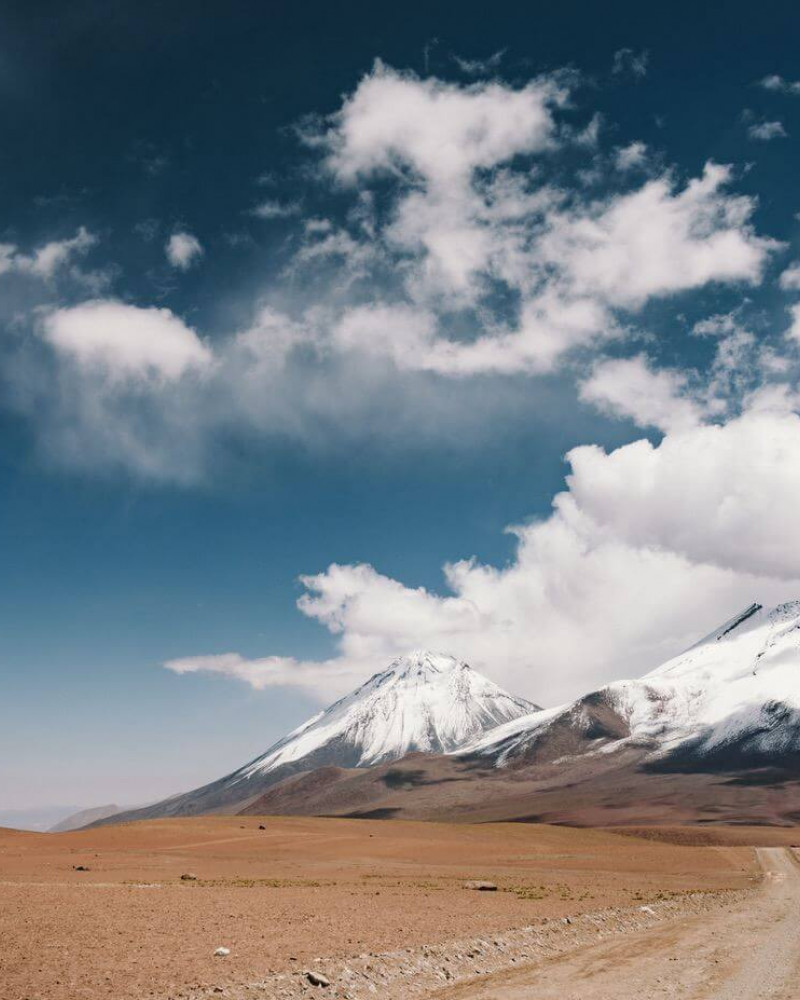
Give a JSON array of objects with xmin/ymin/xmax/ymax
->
[
  {"xmin": 747, "ymin": 119, "xmax": 788, "ymax": 141},
  {"xmin": 452, "ymin": 49, "xmax": 506, "ymax": 76},
  {"xmin": 612, "ymin": 48, "xmax": 649, "ymax": 78},
  {"xmin": 250, "ymin": 199, "xmax": 301, "ymax": 220}
]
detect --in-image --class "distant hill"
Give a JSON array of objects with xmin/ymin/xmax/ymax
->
[
  {"xmin": 49, "ymin": 804, "xmax": 122, "ymax": 832},
  {"xmin": 0, "ymin": 805, "xmax": 81, "ymax": 832}
]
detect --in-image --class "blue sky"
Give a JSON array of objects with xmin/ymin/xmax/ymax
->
[{"xmin": 3, "ymin": 0, "xmax": 800, "ymax": 814}]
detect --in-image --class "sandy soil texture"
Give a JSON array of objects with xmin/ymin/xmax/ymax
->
[
  {"xmin": 0, "ymin": 816, "xmax": 770, "ymax": 1000},
  {"xmin": 440, "ymin": 847, "xmax": 800, "ymax": 1000}
]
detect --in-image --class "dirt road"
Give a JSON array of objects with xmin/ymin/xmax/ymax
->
[{"xmin": 438, "ymin": 847, "xmax": 800, "ymax": 1000}]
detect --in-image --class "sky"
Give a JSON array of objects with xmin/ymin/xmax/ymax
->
[{"xmin": 3, "ymin": 0, "xmax": 800, "ymax": 817}]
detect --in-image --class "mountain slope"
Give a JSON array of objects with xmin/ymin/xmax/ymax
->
[
  {"xmin": 97, "ymin": 651, "xmax": 536, "ymax": 826},
  {"xmin": 242, "ymin": 602, "xmax": 800, "ymax": 826},
  {"xmin": 460, "ymin": 601, "xmax": 800, "ymax": 772}
]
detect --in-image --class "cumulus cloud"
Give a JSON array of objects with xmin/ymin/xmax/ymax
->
[
  {"xmin": 11, "ymin": 302, "xmax": 217, "ymax": 481},
  {"xmin": 42, "ymin": 300, "xmax": 213, "ymax": 382},
  {"xmin": 580, "ymin": 355, "xmax": 702, "ymax": 432},
  {"xmin": 564, "ymin": 410, "xmax": 800, "ymax": 579},
  {"xmin": 166, "ymin": 232, "xmax": 204, "ymax": 270},
  {"xmin": 315, "ymin": 62, "xmax": 569, "ymax": 309},
  {"xmin": 747, "ymin": 119, "xmax": 788, "ymax": 141},
  {"xmin": 538, "ymin": 164, "xmax": 773, "ymax": 309},
  {"xmin": 166, "ymin": 409, "xmax": 800, "ymax": 703},
  {"xmin": 321, "ymin": 101, "xmax": 772, "ymax": 376},
  {"xmin": 325, "ymin": 61, "xmax": 564, "ymax": 188},
  {"xmin": 0, "ymin": 62, "xmax": 786, "ymax": 480},
  {"xmin": 315, "ymin": 60, "xmax": 773, "ymax": 372}
]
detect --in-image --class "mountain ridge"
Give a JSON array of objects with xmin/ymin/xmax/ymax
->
[
  {"xmin": 240, "ymin": 601, "xmax": 800, "ymax": 827},
  {"xmin": 88, "ymin": 603, "xmax": 800, "ymax": 829}
]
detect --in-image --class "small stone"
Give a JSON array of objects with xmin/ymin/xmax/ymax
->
[
  {"xmin": 258, "ymin": 824, "xmax": 266, "ymax": 830},
  {"xmin": 562, "ymin": 916, "xmax": 572, "ymax": 925},
  {"xmin": 305, "ymin": 971, "xmax": 330, "ymax": 987},
  {"xmin": 180, "ymin": 873, "xmax": 198, "ymax": 881},
  {"xmin": 463, "ymin": 881, "xmax": 497, "ymax": 891},
  {"xmin": 73, "ymin": 865, "xmax": 90, "ymax": 871},
  {"xmin": 214, "ymin": 947, "xmax": 231, "ymax": 957}
]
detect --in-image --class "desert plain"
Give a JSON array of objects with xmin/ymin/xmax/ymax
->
[{"xmin": 3, "ymin": 815, "xmax": 800, "ymax": 1000}]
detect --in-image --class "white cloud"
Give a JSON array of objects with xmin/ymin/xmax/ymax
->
[
  {"xmin": 42, "ymin": 300, "xmax": 213, "ymax": 382},
  {"xmin": 332, "ymin": 293, "xmax": 613, "ymax": 377},
  {"xmin": 564, "ymin": 410, "xmax": 800, "ymax": 579},
  {"xmin": 759, "ymin": 74, "xmax": 800, "ymax": 95},
  {"xmin": 786, "ymin": 303, "xmax": 800, "ymax": 343},
  {"xmin": 1, "ymin": 64, "xmax": 786, "ymax": 479},
  {"xmin": 0, "ymin": 227, "xmax": 98, "ymax": 281},
  {"xmin": 581, "ymin": 314, "xmax": 795, "ymax": 434},
  {"xmin": 250, "ymin": 199, "xmax": 301, "ymax": 220},
  {"xmin": 10, "ymin": 302, "xmax": 217, "ymax": 482},
  {"xmin": 318, "ymin": 62, "xmax": 569, "ymax": 309},
  {"xmin": 779, "ymin": 261, "xmax": 800, "ymax": 290},
  {"xmin": 166, "ymin": 410, "xmax": 800, "ymax": 703},
  {"xmin": 166, "ymin": 232, "xmax": 204, "ymax": 270},
  {"xmin": 538, "ymin": 163, "xmax": 773, "ymax": 309},
  {"xmin": 580, "ymin": 355, "xmax": 702, "ymax": 432},
  {"xmin": 326, "ymin": 61, "xmax": 564, "ymax": 189},
  {"xmin": 747, "ymin": 119, "xmax": 788, "ymax": 141},
  {"xmin": 164, "ymin": 652, "xmax": 366, "ymax": 693},
  {"xmin": 323, "ymin": 156, "xmax": 774, "ymax": 377},
  {"xmin": 614, "ymin": 141, "xmax": 648, "ymax": 171}
]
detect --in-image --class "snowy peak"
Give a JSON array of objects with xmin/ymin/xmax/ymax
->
[
  {"xmin": 235, "ymin": 651, "xmax": 538, "ymax": 781},
  {"xmin": 459, "ymin": 601, "xmax": 800, "ymax": 771},
  {"xmin": 99, "ymin": 650, "xmax": 538, "ymax": 826},
  {"xmin": 373, "ymin": 649, "xmax": 460, "ymax": 682},
  {"xmin": 681, "ymin": 602, "xmax": 764, "ymax": 652},
  {"xmin": 644, "ymin": 600, "xmax": 800, "ymax": 686}
]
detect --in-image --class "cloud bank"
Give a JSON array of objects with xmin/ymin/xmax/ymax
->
[{"xmin": 167, "ymin": 406, "xmax": 800, "ymax": 704}]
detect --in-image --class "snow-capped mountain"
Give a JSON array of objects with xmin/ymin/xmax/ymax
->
[
  {"xmin": 232, "ymin": 604, "xmax": 800, "ymax": 828},
  {"xmin": 236, "ymin": 650, "xmax": 537, "ymax": 778},
  {"xmin": 99, "ymin": 651, "xmax": 536, "ymax": 825},
  {"xmin": 459, "ymin": 601, "xmax": 800, "ymax": 771}
]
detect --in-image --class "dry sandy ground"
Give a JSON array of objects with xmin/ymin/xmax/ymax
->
[
  {"xmin": 441, "ymin": 847, "xmax": 800, "ymax": 1000},
  {"xmin": 0, "ymin": 816, "xmax": 777, "ymax": 1000}
]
